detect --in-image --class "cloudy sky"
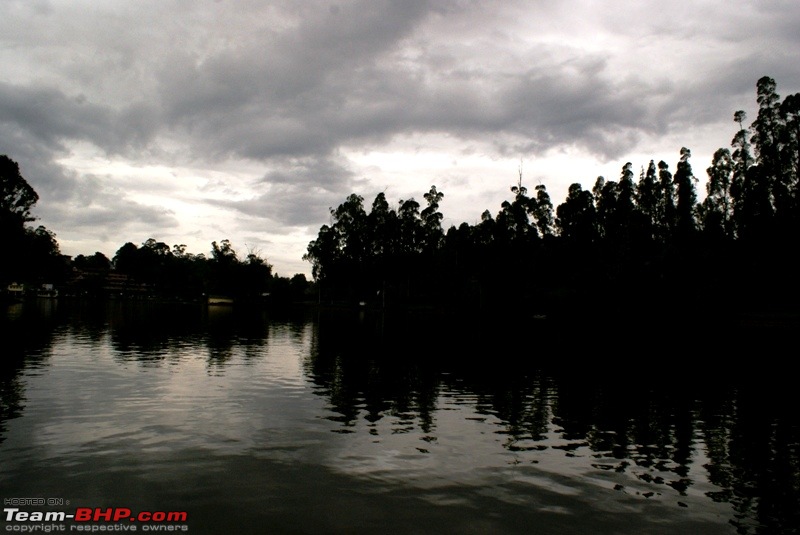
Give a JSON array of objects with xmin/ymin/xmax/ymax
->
[{"xmin": 2, "ymin": 1, "xmax": 799, "ymax": 276}]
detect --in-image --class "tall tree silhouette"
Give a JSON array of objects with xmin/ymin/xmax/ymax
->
[
  {"xmin": 497, "ymin": 166, "xmax": 535, "ymax": 245},
  {"xmin": 673, "ymin": 147, "xmax": 698, "ymax": 243},
  {"xmin": 655, "ymin": 161, "xmax": 676, "ymax": 244},
  {"xmin": 701, "ymin": 148, "xmax": 735, "ymax": 241},
  {"xmin": 532, "ymin": 184, "xmax": 554, "ymax": 239},
  {"xmin": 636, "ymin": 161, "xmax": 659, "ymax": 243},
  {"xmin": 556, "ymin": 183, "xmax": 597, "ymax": 246},
  {"xmin": 421, "ymin": 185, "xmax": 445, "ymax": 253},
  {"xmin": 776, "ymin": 91, "xmax": 800, "ymax": 237},
  {"xmin": 398, "ymin": 197, "xmax": 422, "ymax": 255}
]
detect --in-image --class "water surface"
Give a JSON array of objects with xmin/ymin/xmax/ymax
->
[{"xmin": 1, "ymin": 301, "xmax": 798, "ymax": 534}]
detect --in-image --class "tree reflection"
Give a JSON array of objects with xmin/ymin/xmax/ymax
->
[
  {"xmin": 701, "ymin": 384, "xmax": 800, "ymax": 534},
  {"xmin": 0, "ymin": 301, "xmax": 61, "ymax": 444},
  {"xmin": 109, "ymin": 302, "xmax": 206, "ymax": 362},
  {"xmin": 304, "ymin": 311, "xmax": 800, "ymax": 533},
  {"xmin": 305, "ymin": 310, "xmax": 441, "ymax": 433}
]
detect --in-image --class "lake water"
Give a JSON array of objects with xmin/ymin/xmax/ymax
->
[{"xmin": 1, "ymin": 300, "xmax": 798, "ymax": 534}]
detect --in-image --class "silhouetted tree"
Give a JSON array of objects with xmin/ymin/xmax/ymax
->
[
  {"xmin": 398, "ymin": 198, "xmax": 422, "ymax": 255},
  {"xmin": 304, "ymin": 224, "xmax": 340, "ymax": 282},
  {"xmin": 301, "ymin": 75, "xmax": 799, "ymax": 315},
  {"xmin": 332, "ymin": 194, "xmax": 368, "ymax": 263},
  {"xmin": 556, "ymin": 183, "xmax": 597, "ymax": 246},
  {"xmin": 673, "ymin": 147, "xmax": 698, "ymax": 242},
  {"xmin": 23, "ymin": 225, "xmax": 66, "ymax": 281},
  {"xmin": 593, "ymin": 176, "xmax": 618, "ymax": 242},
  {"xmin": 1, "ymin": 156, "xmax": 63, "ymax": 284},
  {"xmin": 655, "ymin": 161, "xmax": 676, "ymax": 243},
  {"xmin": 74, "ymin": 252, "xmax": 112, "ymax": 271},
  {"xmin": 701, "ymin": 148, "xmax": 735, "ymax": 241},
  {"xmin": 421, "ymin": 185, "xmax": 445, "ymax": 252},
  {"xmin": 532, "ymin": 184, "xmax": 554, "ymax": 238},
  {"xmin": 1, "ymin": 156, "xmax": 38, "ymax": 228},
  {"xmin": 776, "ymin": 90, "xmax": 800, "ymax": 237},
  {"xmin": 497, "ymin": 167, "xmax": 536, "ymax": 245},
  {"xmin": 366, "ymin": 192, "xmax": 398, "ymax": 259}
]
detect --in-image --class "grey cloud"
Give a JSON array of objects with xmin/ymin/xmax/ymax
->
[
  {"xmin": 215, "ymin": 156, "xmax": 360, "ymax": 226},
  {"xmin": 36, "ymin": 171, "xmax": 178, "ymax": 233},
  {"xmin": 0, "ymin": 82, "xmax": 161, "ymax": 157},
  {"xmin": 44, "ymin": 198, "xmax": 176, "ymax": 233},
  {"xmin": 154, "ymin": 0, "xmax": 433, "ymax": 160},
  {"xmin": 11, "ymin": 0, "xmax": 782, "ymax": 170},
  {"xmin": 222, "ymin": 186, "xmax": 339, "ymax": 228},
  {"xmin": 257, "ymin": 156, "xmax": 356, "ymax": 191}
]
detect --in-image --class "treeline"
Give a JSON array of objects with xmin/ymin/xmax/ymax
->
[
  {"xmin": 305, "ymin": 76, "xmax": 800, "ymax": 317},
  {"xmin": 1, "ymin": 155, "xmax": 309, "ymax": 302},
  {"xmin": 72, "ymin": 239, "xmax": 309, "ymax": 303}
]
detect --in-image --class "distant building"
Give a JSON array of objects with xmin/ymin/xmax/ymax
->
[
  {"xmin": 7, "ymin": 282, "xmax": 25, "ymax": 297},
  {"xmin": 37, "ymin": 283, "xmax": 58, "ymax": 298}
]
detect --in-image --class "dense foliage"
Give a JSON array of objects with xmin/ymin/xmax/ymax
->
[
  {"xmin": 305, "ymin": 77, "xmax": 799, "ymax": 316},
  {"xmin": 0, "ymin": 155, "xmax": 67, "ymax": 284}
]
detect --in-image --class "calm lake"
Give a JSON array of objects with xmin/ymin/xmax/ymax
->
[{"xmin": 1, "ymin": 300, "xmax": 798, "ymax": 534}]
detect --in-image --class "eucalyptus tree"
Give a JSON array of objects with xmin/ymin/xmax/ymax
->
[
  {"xmin": 555, "ymin": 183, "xmax": 597, "ymax": 246},
  {"xmin": 421, "ymin": 185, "xmax": 445, "ymax": 252},
  {"xmin": 366, "ymin": 192, "xmax": 398, "ymax": 259},
  {"xmin": 751, "ymin": 77, "xmax": 782, "ymax": 187},
  {"xmin": 210, "ymin": 239, "xmax": 237, "ymax": 264},
  {"xmin": 656, "ymin": 161, "xmax": 676, "ymax": 244},
  {"xmin": 304, "ymin": 224, "xmax": 341, "ymax": 281},
  {"xmin": 475, "ymin": 209, "xmax": 496, "ymax": 248},
  {"xmin": 304, "ymin": 194, "xmax": 368, "ymax": 301},
  {"xmin": 701, "ymin": 148, "xmax": 735, "ymax": 241},
  {"xmin": 617, "ymin": 162, "xmax": 637, "ymax": 219},
  {"xmin": 730, "ymin": 110, "xmax": 750, "ymax": 235},
  {"xmin": 331, "ymin": 193, "xmax": 368, "ymax": 264},
  {"xmin": 777, "ymin": 91, "xmax": 800, "ymax": 235},
  {"xmin": 366, "ymin": 192, "xmax": 399, "ymax": 305},
  {"xmin": 735, "ymin": 77, "xmax": 782, "ymax": 241},
  {"xmin": 241, "ymin": 248, "xmax": 273, "ymax": 299},
  {"xmin": 398, "ymin": 197, "xmax": 423, "ymax": 255},
  {"xmin": 497, "ymin": 168, "xmax": 536, "ymax": 245},
  {"xmin": 592, "ymin": 176, "xmax": 619, "ymax": 242},
  {"xmin": 532, "ymin": 184, "xmax": 554, "ymax": 239},
  {"xmin": 635, "ymin": 160, "xmax": 659, "ymax": 244},
  {"xmin": 612, "ymin": 162, "xmax": 638, "ymax": 249},
  {"xmin": 209, "ymin": 239, "xmax": 239, "ymax": 296},
  {"xmin": 673, "ymin": 147, "xmax": 698, "ymax": 242}
]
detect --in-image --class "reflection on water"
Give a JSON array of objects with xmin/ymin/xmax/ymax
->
[{"xmin": 0, "ymin": 301, "xmax": 798, "ymax": 534}]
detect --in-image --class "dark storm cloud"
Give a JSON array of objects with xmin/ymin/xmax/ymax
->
[
  {"xmin": 0, "ymin": 82, "xmax": 159, "ymax": 157},
  {"xmin": 9, "ymin": 1, "xmax": 796, "ymax": 170},
  {"xmin": 6, "ymin": 1, "xmax": 800, "ymax": 170},
  {"xmin": 155, "ymin": 0, "xmax": 433, "ymax": 161},
  {"xmin": 136, "ymin": 0, "xmax": 654, "ymax": 168}
]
